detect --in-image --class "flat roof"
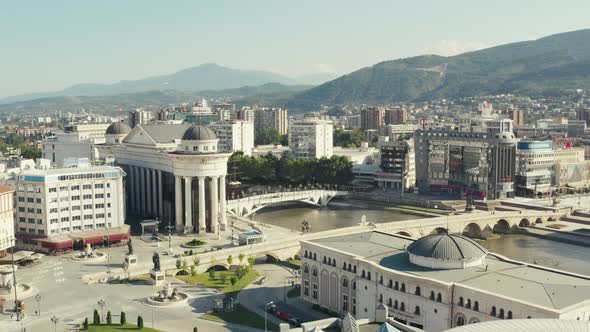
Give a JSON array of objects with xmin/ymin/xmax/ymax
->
[
  {"xmin": 309, "ymin": 232, "xmax": 590, "ymax": 310},
  {"xmin": 20, "ymin": 165, "xmax": 119, "ymax": 176}
]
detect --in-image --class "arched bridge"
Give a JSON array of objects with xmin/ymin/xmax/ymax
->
[{"xmin": 226, "ymin": 190, "xmax": 348, "ymax": 217}]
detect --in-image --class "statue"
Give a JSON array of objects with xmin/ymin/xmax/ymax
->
[
  {"xmin": 152, "ymin": 252, "xmax": 161, "ymax": 271},
  {"xmin": 127, "ymin": 238, "xmax": 134, "ymax": 255}
]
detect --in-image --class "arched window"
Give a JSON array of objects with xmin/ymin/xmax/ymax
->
[
  {"xmin": 304, "ymin": 250, "xmax": 308, "ymax": 258},
  {"xmin": 388, "ymin": 298, "xmax": 392, "ymax": 307},
  {"xmin": 430, "ymin": 291, "xmax": 435, "ymax": 300},
  {"xmin": 367, "ymin": 272, "xmax": 371, "ymax": 280},
  {"xmin": 303, "ymin": 265, "xmax": 309, "ymax": 273},
  {"xmin": 414, "ymin": 306, "xmax": 420, "ymax": 315},
  {"xmin": 323, "ymin": 256, "xmax": 326, "ymax": 263},
  {"xmin": 491, "ymin": 306, "xmax": 497, "ymax": 317},
  {"xmin": 312, "ymin": 267, "xmax": 318, "ymax": 277},
  {"xmin": 466, "ymin": 299, "xmax": 471, "ymax": 309},
  {"xmin": 459, "ymin": 297, "xmax": 464, "ymax": 307},
  {"xmin": 379, "ymin": 276, "xmax": 383, "ymax": 284},
  {"xmin": 353, "ymin": 265, "xmax": 357, "ymax": 273},
  {"xmin": 389, "ymin": 279, "xmax": 393, "ymax": 288},
  {"xmin": 348, "ymin": 263, "xmax": 352, "ymax": 271},
  {"xmin": 415, "ymin": 286, "xmax": 421, "ymax": 296},
  {"xmin": 456, "ymin": 316, "xmax": 465, "ymax": 326},
  {"xmin": 342, "ymin": 278, "xmax": 348, "ymax": 287},
  {"xmin": 394, "ymin": 281, "xmax": 399, "ymax": 290},
  {"xmin": 499, "ymin": 309, "xmax": 505, "ymax": 319},
  {"xmin": 507, "ymin": 311, "xmax": 513, "ymax": 319},
  {"xmin": 474, "ymin": 301, "xmax": 479, "ymax": 312},
  {"xmin": 313, "ymin": 253, "xmax": 317, "ymax": 260},
  {"xmin": 394, "ymin": 300, "xmax": 398, "ymax": 309},
  {"xmin": 327, "ymin": 257, "xmax": 331, "ymax": 265},
  {"xmin": 332, "ymin": 259, "xmax": 336, "ymax": 267},
  {"xmin": 352, "ymin": 281, "xmax": 356, "ymax": 290},
  {"xmin": 361, "ymin": 270, "xmax": 366, "ymax": 278},
  {"xmin": 437, "ymin": 293, "xmax": 442, "ymax": 303},
  {"xmin": 379, "ymin": 294, "xmax": 383, "ymax": 303},
  {"xmin": 400, "ymin": 302, "xmax": 405, "ymax": 312},
  {"xmin": 343, "ymin": 262, "xmax": 347, "ymax": 269},
  {"xmin": 401, "ymin": 283, "xmax": 406, "ymax": 292}
]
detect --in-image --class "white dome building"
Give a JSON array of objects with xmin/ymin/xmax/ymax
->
[{"xmin": 406, "ymin": 233, "xmax": 488, "ymax": 270}]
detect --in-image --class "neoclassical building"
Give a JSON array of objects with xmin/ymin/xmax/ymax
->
[
  {"xmin": 300, "ymin": 231, "xmax": 590, "ymax": 331},
  {"xmin": 99, "ymin": 122, "xmax": 231, "ymax": 234}
]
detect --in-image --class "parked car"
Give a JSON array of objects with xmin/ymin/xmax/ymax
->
[
  {"xmin": 266, "ymin": 303, "xmax": 277, "ymax": 314},
  {"xmin": 275, "ymin": 310, "xmax": 291, "ymax": 321}
]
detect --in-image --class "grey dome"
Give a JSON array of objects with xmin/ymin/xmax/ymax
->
[
  {"xmin": 106, "ymin": 122, "xmax": 132, "ymax": 135},
  {"xmin": 182, "ymin": 125, "xmax": 217, "ymax": 141},
  {"xmin": 407, "ymin": 233, "xmax": 487, "ymax": 261}
]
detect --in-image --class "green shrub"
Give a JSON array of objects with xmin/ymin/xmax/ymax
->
[
  {"xmin": 227, "ymin": 255, "xmax": 233, "ymax": 265},
  {"xmin": 120, "ymin": 311, "xmax": 126, "ymax": 325},
  {"xmin": 93, "ymin": 309, "xmax": 100, "ymax": 325},
  {"xmin": 230, "ymin": 276, "xmax": 237, "ymax": 285},
  {"xmin": 176, "ymin": 258, "xmax": 182, "ymax": 269},
  {"xmin": 106, "ymin": 310, "xmax": 112, "ymax": 325},
  {"xmin": 209, "ymin": 270, "xmax": 216, "ymax": 280},
  {"xmin": 83, "ymin": 318, "xmax": 88, "ymax": 329},
  {"xmin": 137, "ymin": 315, "xmax": 144, "ymax": 329},
  {"xmin": 190, "ymin": 265, "xmax": 196, "ymax": 277}
]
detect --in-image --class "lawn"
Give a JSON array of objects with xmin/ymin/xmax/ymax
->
[
  {"xmin": 85, "ymin": 323, "xmax": 161, "ymax": 331},
  {"xmin": 286, "ymin": 258, "xmax": 301, "ymax": 267},
  {"xmin": 176, "ymin": 268, "xmax": 259, "ymax": 293},
  {"xmin": 202, "ymin": 304, "xmax": 279, "ymax": 331}
]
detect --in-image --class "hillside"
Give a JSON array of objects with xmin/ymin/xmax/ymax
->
[{"xmin": 288, "ymin": 29, "xmax": 590, "ymax": 108}]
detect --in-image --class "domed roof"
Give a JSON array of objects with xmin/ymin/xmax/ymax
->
[
  {"xmin": 182, "ymin": 125, "xmax": 217, "ymax": 141},
  {"xmin": 106, "ymin": 122, "xmax": 132, "ymax": 135},
  {"xmin": 407, "ymin": 233, "xmax": 487, "ymax": 261}
]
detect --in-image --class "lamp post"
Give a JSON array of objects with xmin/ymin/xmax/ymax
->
[
  {"xmin": 264, "ymin": 301, "xmax": 274, "ymax": 332},
  {"xmin": 35, "ymin": 294, "xmax": 41, "ymax": 316},
  {"xmin": 10, "ymin": 237, "xmax": 19, "ymax": 321},
  {"xmin": 50, "ymin": 316, "xmax": 59, "ymax": 332},
  {"xmin": 165, "ymin": 220, "xmax": 174, "ymax": 255},
  {"xmin": 97, "ymin": 300, "xmax": 106, "ymax": 323}
]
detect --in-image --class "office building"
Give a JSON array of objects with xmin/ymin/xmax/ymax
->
[
  {"xmin": 0, "ymin": 185, "xmax": 14, "ymax": 257},
  {"xmin": 254, "ymin": 108, "xmax": 288, "ymax": 135},
  {"xmin": 236, "ymin": 108, "xmax": 256, "ymax": 122},
  {"xmin": 13, "ymin": 164, "xmax": 127, "ymax": 252},
  {"xmin": 289, "ymin": 117, "xmax": 334, "ymax": 159},
  {"xmin": 384, "ymin": 108, "xmax": 407, "ymax": 125},
  {"xmin": 577, "ymin": 109, "xmax": 590, "ymax": 126},
  {"xmin": 42, "ymin": 132, "xmax": 101, "ymax": 167},
  {"xmin": 361, "ymin": 107, "xmax": 384, "ymax": 131},
  {"xmin": 301, "ymin": 231, "xmax": 590, "ymax": 331},
  {"xmin": 515, "ymin": 141, "xmax": 555, "ymax": 196},
  {"xmin": 128, "ymin": 108, "xmax": 153, "ymax": 128},
  {"xmin": 375, "ymin": 137, "xmax": 415, "ymax": 190},
  {"xmin": 210, "ymin": 120, "xmax": 255, "ymax": 156},
  {"xmin": 509, "ymin": 109, "xmax": 525, "ymax": 127}
]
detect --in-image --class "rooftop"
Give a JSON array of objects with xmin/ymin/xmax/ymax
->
[{"xmin": 309, "ymin": 231, "xmax": 590, "ymax": 310}]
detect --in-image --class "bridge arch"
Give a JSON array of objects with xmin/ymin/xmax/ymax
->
[
  {"xmin": 430, "ymin": 227, "xmax": 448, "ymax": 235},
  {"xmin": 535, "ymin": 217, "xmax": 543, "ymax": 224},
  {"xmin": 519, "ymin": 218, "xmax": 531, "ymax": 227},
  {"xmin": 493, "ymin": 219, "xmax": 511, "ymax": 234},
  {"xmin": 462, "ymin": 223, "xmax": 482, "ymax": 239},
  {"xmin": 395, "ymin": 231, "xmax": 413, "ymax": 238},
  {"xmin": 175, "ymin": 269, "xmax": 190, "ymax": 276},
  {"xmin": 547, "ymin": 216, "xmax": 556, "ymax": 222},
  {"xmin": 206, "ymin": 263, "xmax": 229, "ymax": 272}
]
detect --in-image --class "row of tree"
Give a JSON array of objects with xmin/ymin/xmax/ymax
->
[
  {"xmin": 230, "ymin": 152, "xmax": 353, "ymax": 185},
  {"xmin": 333, "ymin": 129, "xmax": 366, "ymax": 148},
  {"xmin": 254, "ymin": 128, "xmax": 288, "ymax": 146}
]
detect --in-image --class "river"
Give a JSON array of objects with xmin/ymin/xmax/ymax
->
[{"xmin": 253, "ymin": 202, "xmax": 590, "ymax": 276}]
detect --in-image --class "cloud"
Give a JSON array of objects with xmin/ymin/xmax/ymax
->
[
  {"xmin": 423, "ymin": 40, "xmax": 492, "ymax": 56},
  {"xmin": 311, "ymin": 63, "xmax": 337, "ymax": 74}
]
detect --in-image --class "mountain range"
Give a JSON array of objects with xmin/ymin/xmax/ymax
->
[
  {"xmin": 0, "ymin": 63, "xmax": 337, "ymax": 105},
  {"xmin": 287, "ymin": 29, "xmax": 590, "ymax": 108}
]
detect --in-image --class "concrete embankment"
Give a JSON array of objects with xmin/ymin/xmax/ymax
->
[{"xmin": 521, "ymin": 227, "xmax": 590, "ymax": 247}]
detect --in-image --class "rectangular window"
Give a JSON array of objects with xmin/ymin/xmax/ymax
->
[
  {"xmin": 36, "ymin": 209, "xmax": 42, "ymax": 214},
  {"xmin": 84, "ymin": 204, "xmax": 92, "ymax": 210},
  {"xmin": 50, "ymin": 208, "xmax": 58, "ymax": 213},
  {"xmin": 71, "ymin": 185, "xmax": 80, "ymax": 190},
  {"xmin": 95, "ymin": 194, "xmax": 104, "ymax": 199},
  {"xmin": 18, "ymin": 197, "xmax": 24, "ymax": 202},
  {"xmin": 49, "ymin": 187, "xmax": 57, "ymax": 193},
  {"xmin": 83, "ymin": 184, "xmax": 92, "ymax": 190},
  {"xmin": 27, "ymin": 208, "xmax": 35, "ymax": 213},
  {"xmin": 60, "ymin": 207, "xmax": 69, "ymax": 212},
  {"xmin": 71, "ymin": 195, "xmax": 80, "ymax": 201},
  {"xmin": 27, "ymin": 197, "xmax": 34, "ymax": 203},
  {"xmin": 83, "ymin": 194, "xmax": 92, "ymax": 200},
  {"xmin": 50, "ymin": 218, "xmax": 58, "ymax": 224},
  {"xmin": 61, "ymin": 217, "xmax": 69, "ymax": 222},
  {"xmin": 72, "ymin": 215, "xmax": 81, "ymax": 221},
  {"xmin": 36, "ymin": 198, "xmax": 41, "ymax": 203},
  {"xmin": 312, "ymin": 283, "xmax": 318, "ymax": 300},
  {"xmin": 95, "ymin": 203, "xmax": 104, "ymax": 209},
  {"xmin": 18, "ymin": 207, "xmax": 25, "ymax": 212},
  {"xmin": 28, "ymin": 218, "xmax": 35, "ymax": 223},
  {"xmin": 95, "ymin": 213, "xmax": 105, "ymax": 219},
  {"xmin": 72, "ymin": 206, "xmax": 80, "ymax": 211},
  {"xmin": 19, "ymin": 217, "xmax": 25, "ymax": 223},
  {"xmin": 95, "ymin": 183, "xmax": 104, "ymax": 189},
  {"xmin": 304, "ymin": 281, "xmax": 310, "ymax": 296},
  {"xmin": 37, "ymin": 219, "xmax": 42, "ymax": 224}
]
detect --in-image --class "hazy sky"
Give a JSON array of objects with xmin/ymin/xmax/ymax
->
[{"xmin": 2, "ymin": 0, "xmax": 589, "ymax": 97}]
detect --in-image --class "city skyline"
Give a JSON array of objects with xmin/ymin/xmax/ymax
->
[{"xmin": 2, "ymin": 0, "xmax": 590, "ymax": 98}]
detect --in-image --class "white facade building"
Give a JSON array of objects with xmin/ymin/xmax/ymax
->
[
  {"xmin": 289, "ymin": 117, "xmax": 334, "ymax": 159},
  {"xmin": 301, "ymin": 231, "xmax": 590, "ymax": 331},
  {"xmin": 42, "ymin": 132, "xmax": 100, "ymax": 167},
  {"xmin": 0, "ymin": 185, "xmax": 14, "ymax": 257},
  {"xmin": 13, "ymin": 165, "xmax": 127, "ymax": 252},
  {"xmin": 210, "ymin": 120, "xmax": 255, "ymax": 156}
]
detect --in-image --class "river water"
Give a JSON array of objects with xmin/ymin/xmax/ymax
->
[{"xmin": 253, "ymin": 203, "xmax": 590, "ymax": 276}]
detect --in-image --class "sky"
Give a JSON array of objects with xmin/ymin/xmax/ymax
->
[{"xmin": 1, "ymin": 0, "xmax": 590, "ymax": 98}]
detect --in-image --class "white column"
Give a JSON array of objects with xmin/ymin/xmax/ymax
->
[
  {"xmin": 210, "ymin": 176, "xmax": 219, "ymax": 234},
  {"xmin": 146, "ymin": 168, "xmax": 152, "ymax": 216},
  {"xmin": 219, "ymin": 175, "xmax": 227, "ymax": 230},
  {"xmin": 134, "ymin": 166, "xmax": 140, "ymax": 214},
  {"xmin": 157, "ymin": 170, "xmax": 163, "ymax": 220},
  {"xmin": 128, "ymin": 166, "xmax": 135, "ymax": 213},
  {"xmin": 175, "ymin": 175, "xmax": 183, "ymax": 232},
  {"xmin": 139, "ymin": 167, "xmax": 146, "ymax": 215},
  {"xmin": 152, "ymin": 169, "xmax": 158, "ymax": 218},
  {"xmin": 184, "ymin": 177, "xmax": 193, "ymax": 233},
  {"xmin": 198, "ymin": 177, "xmax": 206, "ymax": 232}
]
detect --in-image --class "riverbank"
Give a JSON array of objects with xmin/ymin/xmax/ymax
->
[{"xmin": 336, "ymin": 198, "xmax": 445, "ymax": 217}]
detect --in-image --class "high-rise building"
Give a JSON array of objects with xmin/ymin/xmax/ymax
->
[
  {"xmin": 0, "ymin": 185, "xmax": 14, "ymax": 257},
  {"xmin": 210, "ymin": 120, "xmax": 255, "ymax": 156},
  {"xmin": 128, "ymin": 108, "xmax": 153, "ymax": 128},
  {"xmin": 375, "ymin": 137, "xmax": 415, "ymax": 190},
  {"xmin": 236, "ymin": 108, "xmax": 256, "ymax": 122},
  {"xmin": 384, "ymin": 108, "xmax": 407, "ymax": 125},
  {"xmin": 576, "ymin": 109, "xmax": 590, "ymax": 126},
  {"xmin": 510, "ymin": 109, "xmax": 525, "ymax": 127},
  {"xmin": 289, "ymin": 116, "xmax": 333, "ymax": 159},
  {"xmin": 515, "ymin": 141, "xmax": 555, "ymax": 195},
  {"xmin": 361, "ymin": 107, "xmax": 384, "ymax": 131},
  {"xmin": 254, "ymin": 108, "xmax": 288, "ymax": 135},
  {"xmin": 13, "ymin": 164, "xmax": 128, "ymax": 252}
]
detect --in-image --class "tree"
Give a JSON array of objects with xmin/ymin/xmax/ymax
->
[
  {"xmin": 247, "ymin": 256, "xmax": 255, "ymax": 267},
  {"xmin": 333, "ymin": 129, "xmax": 366, "ymax": 148},
  {"xmin": 137, "ymin": 315, "xmax": 144, "ymax": 329},
  {"xmin": 182, "ymin": 259, "xmax": 188, "ymax": 271},
  {"xmin": 190, "ymin": 265, "xmax": 197, "ymax": 277},
  {"xmin": 238, "ymin": 253, "xmax": 245, "ymax": 265},
  {"xmin": 280, "ymin": 134, "xmax": 288, "ymax": 146},
  {"xmin": 120, "ymin": 311, "xmax": 126, "ymax": 325},
  {"xmin": 93, "ymin": 309, "xmax": 100, "ymax": 325},
  {"xmin": 220, "ymin": 274, "xmax": 227, "ymax": 284},
  {"xmin": 227, "ymin": 255, "xmax": 233, "ymax": 266},
  {"xmin": 193, "ymin": 257, "xmax": 200, "ymax": 266},
  {"xmin": 176, "ymin": 258, "xmax": 182, "ymax": 269},
  {"xmin": 230, "ymin": 276, "xmax": 238, "ymax": 286},
  {"xmin": 209, "ymin": 270, "xmax": 216, "ymax": 280},
  {"xmin": 20, "ymin": 144, "xmax": 42, "ymax": 159},
  {"xmin": 83, "ymin": 317, "xmax": 89, "ymax": 329},
  {"xmin": 255, "ymin": 128, "xmax": 281, "ymax": 145},
  {"xmin": 106, "ymin": 310, "xmax": 112, "ymax": 325}
]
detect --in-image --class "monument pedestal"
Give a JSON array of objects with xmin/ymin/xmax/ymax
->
[
  {"xmin": 124, "ymin": 254, "xmax": 138, "ymax": 269},
  {"xmin": 150, "ymin": 269, "xmax": 165, "ymax": 286}
]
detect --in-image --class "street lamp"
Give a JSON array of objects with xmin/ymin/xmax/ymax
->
[
  {"xmin": 97, "ymin": 300, "xmax": 106, "ymax": 323},
  {"xmin": 35, "ymin": 294, "xmax": 41, "ymax": 316},
  {"xmin": 50, "ymin": 316, "xmax": 59, "ymax": 332},
  {"xmin": 264, "ymin": 301, "xmax": 274, "ymax": 332},
  {"xmin": 165, "ymin": 220, "xmax": 174, "ymax": 255},
  {"xmin": 10, "ymin": 237, "xmax": 19, "ymax": 321}
]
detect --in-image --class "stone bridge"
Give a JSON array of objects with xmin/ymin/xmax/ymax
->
[
  {"xmin": 82, "ymin": 209, "xmax": 562, "ymax": 283},
  {"xmin": 226, "ymin": 190, "xmax": 348, "ymax": 217}
]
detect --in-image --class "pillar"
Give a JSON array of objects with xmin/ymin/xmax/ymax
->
[
  {"xmin": 157, "ymin": 170, "xmax": 163, "ymax": 220},
  {"xmin": 175, "ymin": 175, "xmax": 183, "ymax": 232},
  {"xmin": 129, "ymin": 166, "xmax": 136, "ymax": 213},
  {"xmin": 152, "ymin": 169, "xmax": 158, "ymax": 218},
  {"xmin": 146, "ymin": 168, "xmax": 152, "ymax": 216},
  {"xmin": 139, "ymin": 167, "xmax": 146, "ymax": 215},
  {"xmin": 184, "ymin": 177, "xmax": 193, "ymax": 233},
  {"xmin": 134, "ymin": 166, "xmax": 140, "ymax": 214},
  {"xmin": 210, "ymin": 176, "xmax": 219, "ymax": 234},
  {"xmin": 198, "ymin": 177, "xmax": 206, "ymax": 232},
  {"xmin": 219, "ymin": 175, "xmax": 227, "ymax": 230}
]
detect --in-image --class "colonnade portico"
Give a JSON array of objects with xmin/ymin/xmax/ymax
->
[{"xmin": 173, "ymin": 175, "xmax": 227, "ymax": 234}]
